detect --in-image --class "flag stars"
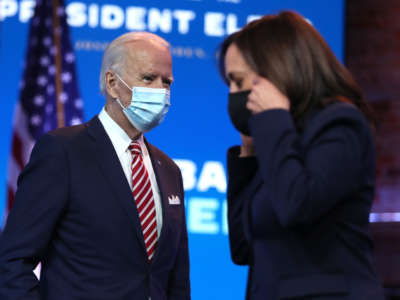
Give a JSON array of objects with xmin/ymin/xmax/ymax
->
[
  {"xmin": 31, "ymin": 115, "xmax": 42, "ymax": 126},
  {"xmin": 75, "ymin": 98, "xmax": 83, "ymax": 109},
  {"xmin": 57, "ymin": 7, "xmax": 65, "ymax": 16},
  {"xmin": 65, "ymin": 53, "xmax": 75, "ymax": 63},
  {"xmin": 62, "ymin": 72, "xmax": 72, "ymax": 83},
  {"xmin": 11, "ymin": 1, "xmax": 83, "ymax": 155},
  {"xmin": 45, "ymin": 104, "xmax": 54, "ymax": 114},
  {"xmin": 40, "ymin": 56, "xmax": 51, "ymax": 67},
  {"xmin": 59, "ymin": 92, "xmax": 68, "ymax": 103},
  {"xmin": 48, "ymin": 65, "xmax": 56, "ymax": 75},
  {"xmin": 44, "ymin": 122, "xmax": 52, "ymax": 132},
  {"xmin": 70, "ymin": 117, "xmax": 82, "ymax": 125},
  {"xmin": 50, "ymin": 46, "xmax": 57, "ymax": 56},
  {"xmin": 37, "ymin": 76, "xmax": 48, "ymax": 86},
  {"xmin": 47, "ymin": 85, "xmax": 55, "ymax": 95},
  {"xmin": 34, "ymin": 95, "xmax": 45, "ymax": 106},
  {"xmin": 43, "ymin": 37, "xmax": 52, "ymax": 47}
]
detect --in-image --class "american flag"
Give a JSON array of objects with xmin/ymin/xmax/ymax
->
[{"xmin": 5, "ymin": 0, "xmax": 83, "ymax": 222}]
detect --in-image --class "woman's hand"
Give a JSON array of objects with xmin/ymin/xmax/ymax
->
[
  {"xmin": 239, "ymin": 133, "xmax": 255, "ymax": 157},
  {"xmin": 247, "ymin": 76, "xmax": 290, "ymax": 113}
]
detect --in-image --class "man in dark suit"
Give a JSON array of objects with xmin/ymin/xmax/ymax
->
[{"xmin": 0, "ymin": 32, "xmax": 190, "ymax": 300}]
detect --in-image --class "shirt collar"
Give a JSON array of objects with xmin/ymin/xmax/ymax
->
[{"xmin": 98, "ymin": 107, "xmax": 144, "ymax": 156}]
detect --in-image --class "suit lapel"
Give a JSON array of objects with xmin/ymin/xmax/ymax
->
[
  {"xmin": 86, "ymin": 116, "xmax": 147, "ymax": 256},
  {"xmin": 144, "ymin": 139, "xmax": 172, "ymax": 260}
]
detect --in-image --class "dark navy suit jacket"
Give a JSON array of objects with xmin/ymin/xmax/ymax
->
[
  {"xmin": 0, "ymin": 116, "xmax": 190, "ymax": 300},
  {"xmin": 227, "ymin": 103, "xmax": 384, "ymax": 300}
]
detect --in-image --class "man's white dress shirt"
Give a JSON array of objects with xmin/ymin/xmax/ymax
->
[{"xmin": 98, "ymin": 107, "xmax": 163, "ymax": 237}]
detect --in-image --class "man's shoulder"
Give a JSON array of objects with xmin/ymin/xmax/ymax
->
[
  {"xmin": 46, "ymin": 117, "xmax": 98, "ymax": 141},
  {"xmin": 35, "ymin": 117, "xmax": 100, "ymax": 153},
  {"xmin": 47, "ymin": 123, "xmax": 87, "ymax": 138}
]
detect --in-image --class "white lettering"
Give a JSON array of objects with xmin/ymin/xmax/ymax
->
[
  {"xmin": 222, "ymin": 200, "xmax": 228, "ymax": 234},
  {"xmin": 247, "ymin": 14, "xmax": 261, "ymax": 23},
  {"xmin": 226, "ymin": 13, "xmax": 240, "ymax": 34},
  {"xmin": 173, "ymin": 10, "xmax": 195, "ymax": 34},
  {"xmin": 125, "ymin": 6, "xmax": 146, "ymax": 31},
  {"xmin": 148, "ymin": 8, "xmax": 172, "ymax": 33},
  {"xmin": 188, "ymin": 198, "xmax": 219, "ymax": 234},
  {"xmin": 88, "ymin": 4, "xmax": 99, "ymax": 28},
  {"xmin": 204, "ymin": 12, "xmax": 225, "ymax": 36},
  {"xmin": 197, "ymin": 161, "xmax": 227, "ymax": 193},
  {"xmin": 174, "ymin": 159, "xmax": 197, "ymax": 191},
  {"xmin": 0, "ymin": 2, "xmax": 259, "ymax": 37},
  {"xmin": 0, "ymin": 0, "xmax": 18, "ymax": 21},
  {"xmin": 19, "ymin": 0, "xmax": 34, "ymax": 23},
  {"xmin": 101, "ymin": 4, "xmax": 124, "ymax": 29},
  {"xmin": 66, "ymin": 2, "xmax": 87, "ymax": 27}
]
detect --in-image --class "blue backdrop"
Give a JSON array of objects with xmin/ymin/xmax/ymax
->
[{"xmin": 0, "ymin": 0, "xmax": 344, "ymax": 299}]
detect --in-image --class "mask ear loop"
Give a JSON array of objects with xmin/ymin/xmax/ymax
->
[
  {"xmin": 115, "ymin": 98, "xmax": 126, "ymax": 110},
  {"xmin": 112, "ymin": 72, "xmax": 133, "ymax": 110},
  {"xmin": 114, "ymin": 72, "xmax": 133, "ymax": 91}
]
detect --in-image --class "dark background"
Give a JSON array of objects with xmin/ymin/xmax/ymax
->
[{"xmin": 346, "ymin": 0, "xmax": 400, "ymax": 298}]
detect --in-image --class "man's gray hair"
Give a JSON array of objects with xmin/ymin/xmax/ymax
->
[{"xmin": 99, "ymin": 32, "xmax": 170, "ymax": 94}]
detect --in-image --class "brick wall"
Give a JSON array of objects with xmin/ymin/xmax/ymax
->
[
  {"xmin": 346, "ymin": 0, "xmax": 400, "ymax": 292},
  {"xmin": 346, "ymin": 0, "xmax": 400, "ymax": 195}
]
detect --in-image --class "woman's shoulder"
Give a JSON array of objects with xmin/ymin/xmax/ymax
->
[
  {"xmin": 302, "ymin": 102, "xmax": 372, "ymax": 143},
  {"xmin": 313, "ymin": 102, "xmax": 367, "ymax": 124}
]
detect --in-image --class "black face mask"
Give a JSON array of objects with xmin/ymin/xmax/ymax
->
[{"xmin": 228, "ymin": 90, "xmax": 252, "ymax": 136}]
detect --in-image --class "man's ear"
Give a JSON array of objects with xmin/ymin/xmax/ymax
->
[{"xmin": 105, "ymin": 71, "xmax": 119, "ymax": 98}]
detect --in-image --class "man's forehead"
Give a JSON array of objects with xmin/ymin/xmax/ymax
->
[
  {"xmin": 125, "ymin": 32, "xmax": 169, "ymax": 46},
  {"xmin": 122, "ymin": 42, "xmax": 172, "ymax": 76},
  {"xmin": 124, "ymin": 39, "xmax": 165, "ymax": 54},
  {"xmin": 121, "ymin": 33, "xmax": 170, "ymax": 53},
  {"xmin": 125, "ymin": 42, "xmax": 171, "ymax": 63}
]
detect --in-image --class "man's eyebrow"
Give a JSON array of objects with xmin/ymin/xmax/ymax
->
[{"xmin": 139, "ymin": 72, "xmax": 157, "ymax": 77}]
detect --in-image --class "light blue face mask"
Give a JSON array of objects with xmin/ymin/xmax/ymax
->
[{"xmin": 115, "ymin": 73, "xmax": 170, "ymax": 133}]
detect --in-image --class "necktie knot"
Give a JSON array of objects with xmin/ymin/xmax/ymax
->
[{"xmin": 129, "ymin": 141, "xmax": 141, "ymax": 155}]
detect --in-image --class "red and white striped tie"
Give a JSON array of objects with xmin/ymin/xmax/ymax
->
[{"xmin": 129, "ymin": 141, "xmax": 158, "ymax": 261}]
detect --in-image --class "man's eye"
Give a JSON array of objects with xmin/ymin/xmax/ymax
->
[
  {"xmin": 143, "ymin": 75, "xmax": 154, "ymax": 82},
  {"xmin": 236, "ymin": 80, "xmax": 243, "ymax": 89},
  {"xmin": 163, "ymin": 79, "xmax": 172, "ymax": 86}
]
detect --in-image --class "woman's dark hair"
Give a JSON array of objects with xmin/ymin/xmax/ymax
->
[{"xmin": 218, "ymin": 11, "xmax": 374, "ymax": 126}]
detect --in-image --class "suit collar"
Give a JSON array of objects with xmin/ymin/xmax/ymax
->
[
  {"xmin": 144, "ymin": 139, "xmax": 175, "ymax": 263},
  {"xmin": 87, "ymin": 117, "xmax": 174, "ymax": 265},
  {"xmin": 144, "ymin": 140, "xmax": 168, "ymax": 228},
  {"xmin": 98, "ymin": 107, "xmax": 132, "ymax": 157},
  {"xmin": 86, "ymin": 116, "xmax": 149, "ymax": 260}
]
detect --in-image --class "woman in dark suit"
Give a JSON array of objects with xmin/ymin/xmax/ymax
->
[{"xmin": 219, "ymin": 11, "xmax": 385, "ymax": 300}]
